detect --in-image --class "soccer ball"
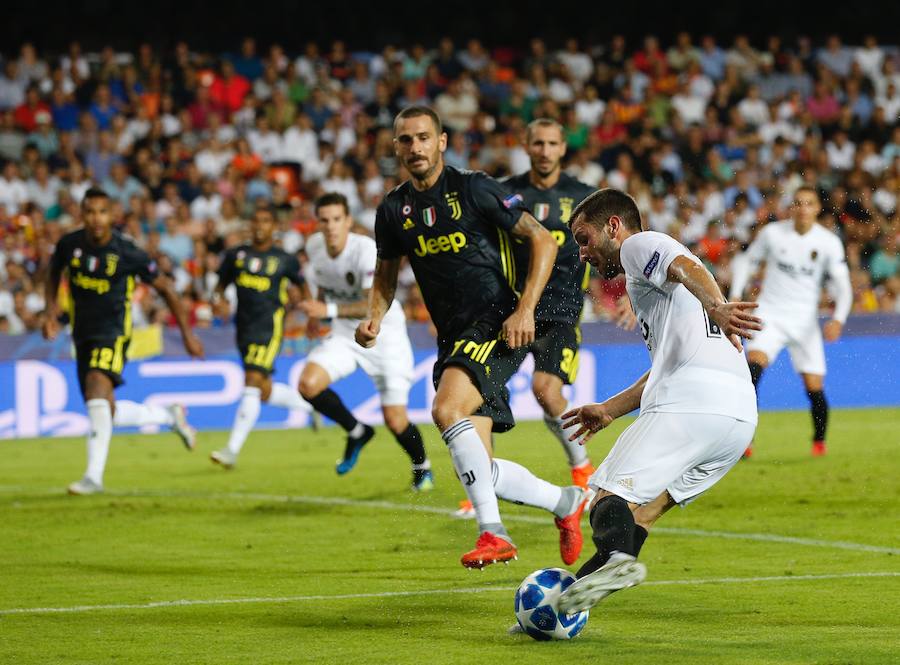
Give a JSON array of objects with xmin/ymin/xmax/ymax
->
[{"xmin": 514, "ymin": 568, "xmax": 589, "ymax": 641}]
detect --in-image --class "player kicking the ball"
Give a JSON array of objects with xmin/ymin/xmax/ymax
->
[
  {"xmin": 556, "ymin": 189, "xmax": 760, "ymax": 614},
  {"xmin": 730, "ymin": 186, "xmax": 852, "ymax": 457},
  {"xmin": 210, "ymin": 204, "xmax": 317, "ymax": 469},
  {"xmin": 296, "ymin": 192, "xmax": 434, "ymax": 490},
  {"xmin": 357, "ymin": 106, "xmax": 587, "ymax": 569}
]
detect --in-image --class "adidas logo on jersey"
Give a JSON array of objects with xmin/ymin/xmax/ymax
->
[
  {"xmin": 413, "ymin": 232, "xmax": 467, "ymax": 257},
  {"xmin": 403, "ymin": 218, "xmax": 415, "ymax": 230}
]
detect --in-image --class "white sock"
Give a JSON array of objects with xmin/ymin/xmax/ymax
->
[
  {"xmin": 442, "ymin": 419, "xmax": 506, "ymax": 538},
  {"xmin": 226, "ymin": 387, "xmax": 262, "ymax": 456},
  {"xmin": 266, "ymin": 383, "xmax": 312, "ymax": 413},
  {"xmin": 492, "ymin": 458, "xmax": 581, "ymax": 518},
  {"xmin": 113, "ymin": 400, "xmax": 174, "ymax": 428},
  {"xmin": 545, "ymin": 405, "xmax": 589, "ymax": 468},
  {"xmin": 84, "ymin": 399, "xmax": 112, "ymax": 485}
]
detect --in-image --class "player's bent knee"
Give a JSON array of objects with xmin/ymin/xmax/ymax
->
[
  {"xmin": 431, "ymin": 400, "xmax": 466, "ymax": 431},
  {"xmin": 298, "ymin": 374, "xmax": 325, "ymax": 400}
]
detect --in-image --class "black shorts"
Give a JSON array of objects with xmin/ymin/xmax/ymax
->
[
  {"xmin": 238, "ymin": 334, "xmax": 283, "ymax": 375},
  {"xmin": 75, "ymin": 338, "xmax": 130, "ymax": 397},
  {"xmin": 433, "ymin": 318, "xmax": 528, "ymax": 433},
  {"xmin": 528, "ymin": 320, "xmax": 581, "ymax": 384}
]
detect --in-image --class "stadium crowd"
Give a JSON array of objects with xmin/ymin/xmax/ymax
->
[{"xmin": 0, "ymin": 33, "xmax": 898, "ymax": 337}]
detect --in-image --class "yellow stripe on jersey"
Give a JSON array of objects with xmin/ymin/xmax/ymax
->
[
  {"xmin": 497, "ymin": 230, "xmax": 517, "ymax": 293},
  {"xmin": 263, "ymin": 308, "xmax": 285, "ymax": 369},
  {"xmin": 581, "ymin": 263, "xmax": 591, "ymax": 291}
]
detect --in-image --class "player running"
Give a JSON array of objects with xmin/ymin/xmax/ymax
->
[
  {"xmin": 209, "ymin": 204, "xmax": 316, "ymax": 469},
  {"xmin": 556, "ymin": 188, "xmax": 760, "ymax": 614},
  {"xmin": 730, "ymin": 186, "xmax": 852, "ymax": 457},
  {"xmin": 505, "ymin": 118, "xmax": 599, "ymax": 487},
  {"xmin": 43, "ymin": 187, "xmax": 204, "ymax": 495},
  {"xmin": 296, "ymin": 192, "xmax": 434, "ymax": 490},
  {"xmin": 356, "ymin": 106, "xmax": 587, "ymax": 569}
]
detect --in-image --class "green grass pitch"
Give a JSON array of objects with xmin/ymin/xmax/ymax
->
[{"xmin": 2, "ymin": 408, "xmax": 899, "ymax": 664}]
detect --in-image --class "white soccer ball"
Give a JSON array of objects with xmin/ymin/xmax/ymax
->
[{"xmin": 514, "ymin": 567, "xmax": 589, "ymax": 640}]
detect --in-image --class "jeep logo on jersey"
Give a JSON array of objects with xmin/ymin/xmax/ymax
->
[
  {"xmin": 533, "ymin": 203, "xmax": 550, "ymax": 221},
  {"xmin": 559, "ymin": 197, "xmax": 574, "ymax": 223},
  {"xmin": 445, "ymin": 192, "xmax": 462, "ymax": 220},
  {"xmin": 346, "ymin": 271, "xmax": 355, "ymax": 286},
  {"xmin": 248, "ymin": 257, "xmax": 262, "ymax": 273},
  {"xmin": 413, "ymin": 232, "xmax": 467, "ymax": 257},
  {"xmin": 422, "ymin": 206, "xmax": 437, "ymax": 227}
]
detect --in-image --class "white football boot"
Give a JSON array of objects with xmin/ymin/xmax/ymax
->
[{"xmin": 558, "ymin": 552, "xmax": 647, "ymax": 615}]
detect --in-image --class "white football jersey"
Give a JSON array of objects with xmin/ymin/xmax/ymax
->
[
  {"xmin": 620, "ymin": 231, "xmax": 757, "ymax": 424},
  {"xmin": 731, "ymin": 220, "xmax": 851, "ymax": 325},
  {"xmin": 304, "ymin": 232, "xmax": 406, "ymax": 338}
]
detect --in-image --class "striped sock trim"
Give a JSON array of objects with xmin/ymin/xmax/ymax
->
[{"xmin": 441, "ymin": 419, "xmax": 474, "ymax": 443}]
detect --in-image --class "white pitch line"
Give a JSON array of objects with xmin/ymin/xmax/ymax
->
[
  {"xmin": 2, "ymin": 571, "xmax": 898, "ymax": 617},
  {"xmin": 103, "ymin": 489, "xmax": 900, "ymax": 556},
  {"xmin": 3, "ymin": 486, "xmax": 899, "ymax": 556}
]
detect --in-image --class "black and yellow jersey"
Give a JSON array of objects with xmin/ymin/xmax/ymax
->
[
  {"xmin": 502, "ymin": 172, "xmax": 595, "ymax": 324},
  {"xmin": 217, "ymin": 245, "xmax": 303, "ymax": 345},
  {"xmin": 50, "ymin": 229, "xmax": 158, "ymax": 344},
  {"xmin": 375, "ymin": 165, "xmax": 528, "ymax": 344}
]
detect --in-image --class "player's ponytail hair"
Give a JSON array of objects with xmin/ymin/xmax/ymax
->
[{"xmin": 571, "ymin": 188, "xmax": 643, "ymax": 232}]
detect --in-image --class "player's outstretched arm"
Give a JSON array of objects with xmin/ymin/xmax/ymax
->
[
  {"xmin": 152, "ymin": 275, "xmax": 204, "ymax": 358},
  {"xmin": 504, "ymin": 212, "xmax": 557, "ymax": 348},
  {"xmin": 42, "ymin": 258, "xmax": 63, "ymax": 341},
  {"xmin": 562, "ymin": 370, "xmax": 650, "ymax": 444},
  {"xmin": 355, "ymin": 257, "xmax": 400, "ymax": 348},
  {"xmin": 667, "ymin": 256, "xmax": 762, "ymax": 352}
]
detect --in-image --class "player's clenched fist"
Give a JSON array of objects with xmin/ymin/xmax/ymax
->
[{"xmin": 355, "ymin": 319, "xmax": 380, "ymax": 348}]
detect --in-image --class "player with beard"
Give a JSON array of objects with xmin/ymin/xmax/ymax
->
[{"xmin": 356, "ymin": 106, "xmax": 588, "ymax": 569}]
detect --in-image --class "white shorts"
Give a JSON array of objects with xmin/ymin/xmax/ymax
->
[
  {"xmin": 305, "ymin": 329, "xmax": 414, "ymax": 406},
  {"xmin": 746, "ymin": 309, "xmax": 826, "ymax": 376},
  {"xmin": 589, "ymin": 411, "xmax": 756, "ymax": 505}
]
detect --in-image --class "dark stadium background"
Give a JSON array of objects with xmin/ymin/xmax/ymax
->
[{"xmin": 3, "ymin": 0, "xmax": 899, "ymax": 53}]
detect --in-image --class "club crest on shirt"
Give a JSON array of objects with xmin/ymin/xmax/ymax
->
[
  {"xmin": 346, "ymin": 271, "xmax": 355, "ymax": 286},
  {"xmin": 445, "ymin": 191, "xmax": 462, "ymax": 220},
  {"xmin": 533, "ymin": 203, "xmax": 550, "ymax": 221},
  {"xmin": 422, "ymin": 206, "xmax": 437, "ymax": 227},
  {"xmin": 559, "ymin": 197, "xmax": 574, "ymax": 223},
  {"xmin": 105, "ymin": 253, "xmax": 118, "ymax": 276},
  {"xmin": 811, "ymin": 250, "xmax": 818, "ymax": 260},
  {"xmin": 266, "ymin": 256, "xmax": 279, "ymax": 275}
]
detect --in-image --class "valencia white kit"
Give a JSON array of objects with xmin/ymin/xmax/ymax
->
[
  {"xmin": 590, "ymin": 231, "xmax": 758, "ymax": 504},
  {"xmin": 304, "ymin": 233, "xmax": 414, "ymax": 405},
  {"xmin": 730, "ymin": 221, "xmax": 851, "ymax": 376}
]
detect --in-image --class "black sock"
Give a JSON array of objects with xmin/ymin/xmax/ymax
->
[
  {"xmin": 575, "ymin": 495, "xmax": 639, "ymax": 578},
  {"xmin": 306, "ymin": 389, "xmax": 359, "ymax": 432},
  {"xmin": 748, "ymin": 362, "xmax": 764, "ymax": 390},
  {"xmin": 633, "ymin": 525, "xmax": 649, "ymax": 557},
  {"xmin": 393, "ymin": 424, "xmax": 427, "ymax": 466},
  {"xmin": 807, "ymin": 390, "xmax": 828, "ymax": 441}
]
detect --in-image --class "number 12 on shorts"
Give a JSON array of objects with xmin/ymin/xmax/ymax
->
[{"xmin": 244, "ymin": 343, "xmax": 269, "ymax": 367}]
